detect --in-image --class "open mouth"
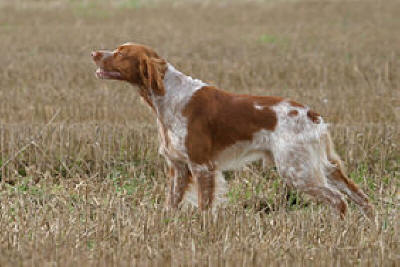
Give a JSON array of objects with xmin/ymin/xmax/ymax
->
[{"xmin": 95, "ymin": 68, "xmax": 122, "ymax": 80}]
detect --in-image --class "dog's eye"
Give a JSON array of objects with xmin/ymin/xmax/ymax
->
[{"xmin": 115, "ymin": 52, "xmax": 123, "ymax": 57}]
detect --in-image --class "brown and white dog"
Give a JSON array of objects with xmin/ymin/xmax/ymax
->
[{"xmin": 91, "ymin": 43, "xmax": 373, "ymax": 218}]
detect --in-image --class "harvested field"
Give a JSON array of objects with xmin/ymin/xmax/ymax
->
[{"xmin": 0, "ymin": 0, "xmax": 399, "ymax": 266}]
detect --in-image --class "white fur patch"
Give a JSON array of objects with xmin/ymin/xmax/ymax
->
[
  {"xmin": 254, "ymin": 103, "xmax": 264, "ymax": 110},
  {"xmin": 154, "ymin": 63, "xmax": 206, "ymax": 161}
]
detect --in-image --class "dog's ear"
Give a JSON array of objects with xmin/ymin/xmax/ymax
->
[{"xmin": 139, "ymin": 54, "xmax": 166, "ymax": 96}]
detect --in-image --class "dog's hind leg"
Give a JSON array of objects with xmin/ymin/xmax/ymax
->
[
  {"xmin": 300, "ymin": 184, "xmax": 348, "ymax": 219},
  {"xmin": 324, "ymin": 134, "xmax": 374, "ymax": 218},
  {"xmin": 273, "ymin": 145, "xmax": 348, "ymax": 218}
]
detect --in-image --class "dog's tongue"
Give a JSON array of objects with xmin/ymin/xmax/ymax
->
[{"xmin": 95, "ymin": 68, "xmax": 122, "ymax": 79}]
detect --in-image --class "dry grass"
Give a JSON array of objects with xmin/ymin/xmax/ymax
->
[{"xmin": 0, "ymin": 0, "xmax": 399, "ymax": 266}]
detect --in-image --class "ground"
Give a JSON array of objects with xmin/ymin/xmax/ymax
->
[{"xmin": 0, "ymin": 0, "xmax": 399, "ymax": 266}]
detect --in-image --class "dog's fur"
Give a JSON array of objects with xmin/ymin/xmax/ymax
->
[{"xmin": 91, "ymin": 43, "xmax": 374, "ymax": 218}]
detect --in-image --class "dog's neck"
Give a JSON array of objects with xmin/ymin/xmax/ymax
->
[{"xmin": 150, "ymin": 63, "xmax": 206, "ymax": 126}]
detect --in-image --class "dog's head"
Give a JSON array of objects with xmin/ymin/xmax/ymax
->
[{"xmin": 91, "ymin": 43, "xmax": 166, "ymax": 95}]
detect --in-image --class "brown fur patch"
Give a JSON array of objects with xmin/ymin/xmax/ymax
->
[
  {"xmin": 288, "ymin": 110, "xmax": 298, "ymax": 117},
  {"xmin": 289, "ymin": 100, "xmax": 305, "ymax": 108},
  {"xmin": 167, "ymin": 162, "xmax": 192, "ymax": 208},
  {"xmin": 304, "ymin": 186, "xmax": 347, "ymax": 219},
  {"xmin": 329, "ymin": 161, "xmax": 370, "ymax": 207},
  {"xmin": 183, "ymin": 86, "xmax": 281, "ymax": 165},
  {"xmin": 330, "ymin": 169, "xmax": 360, "ymax": 195},
  {"xmin": 307, "ymin": 110, "xmax": 321, "ymax": 124},
  {"xmin": 195, "ymin": 171, "xmax": 215, "ymax": 210},
  {"xmin": 336, "ymin": 199, "xmax": 348, "ymax": 219}
]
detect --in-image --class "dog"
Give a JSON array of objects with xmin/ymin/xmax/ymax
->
[{"xmin": 91, "ymin": 42, "xmax": 373, "ymax": 218}]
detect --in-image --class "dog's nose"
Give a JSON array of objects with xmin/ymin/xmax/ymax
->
[{"xmin": 91, "ymin": 51, "xmax": 101, "ymax": 60}]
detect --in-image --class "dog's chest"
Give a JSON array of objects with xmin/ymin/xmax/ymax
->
[
  {"xmin": 157, "ymin": 114, "xmax": 189, "ymax": 161},
  {"xmin": 154, "ymin": 63, "xmax": 206, "ymax": 162}
]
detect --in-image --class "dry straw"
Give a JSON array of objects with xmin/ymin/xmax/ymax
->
[{"xmin": 0, "ymin": 0, "xmax": 399, "ymax": 266}]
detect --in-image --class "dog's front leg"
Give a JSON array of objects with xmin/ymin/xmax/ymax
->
[
  {"xmin": 191, "ymin": 167, "xmax": 216, "ymax": 211},
  {"xmin": 165, "ymin": 160, "xmax": 191, "ymax": 209}
]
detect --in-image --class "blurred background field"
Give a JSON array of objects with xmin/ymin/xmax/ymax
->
[{"xmin": 0, "ymin": 0, "xmax": 399, "ymax": 266}]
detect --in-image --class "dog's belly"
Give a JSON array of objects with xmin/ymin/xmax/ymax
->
[
  {"xmin": 216, "ymin": 149, "xmax": 267, "ymax": 171},
  {"xmin": 215, "ymin": 129, "xmax": 273, "ymax": 171}
]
